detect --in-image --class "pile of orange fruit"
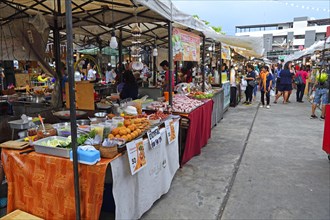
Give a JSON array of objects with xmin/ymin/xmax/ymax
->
[{"xmin": 108, "ymin": 118, "xmax": 150, "ymax": 142}]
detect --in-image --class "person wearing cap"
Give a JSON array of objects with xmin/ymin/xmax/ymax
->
[{"xmin": 160, "ymin": 60, "xmax": 175, "ymax": 91}]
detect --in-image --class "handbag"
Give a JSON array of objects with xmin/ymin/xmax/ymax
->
[
  {"xmin": 295, "ymin": 75, "xmax": 303, "ymax": 85},
  {"xmin": 248, "ymin": 80, "xmax": 257, "ymax": 87}
]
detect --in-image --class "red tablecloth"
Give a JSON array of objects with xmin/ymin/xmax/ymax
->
[{"xmin": 181, "ymin": 100, "xmax": 213, "ymax": 165}]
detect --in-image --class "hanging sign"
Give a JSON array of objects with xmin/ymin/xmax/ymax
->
[
  {"xmin": 172, "ymin": 28, "xmax": 200, "ymax": 62},
  {"xmin": 126, "ymin": 138, "xmax": 147, "ymax": 175},
  {"xmin": 147, "ymin": 127, "xmax": 162, "ymax": 149},
  {"xmin": 165, "ymin": 119, "xmax": 176, "ymax": 144},
  {"xmin": 221, "ymin": 45, "xmax": 231, "ymax": 60}
]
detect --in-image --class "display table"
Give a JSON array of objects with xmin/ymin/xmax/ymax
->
[
  {"xmin": 179, "ymin": 100, "xmax": 213, "ymax": 165},
  {"xmin": 211, "ymin": 88, "xmax": 224, "ymax": 127},
  {"xmin": 1, "ymin": 120, "xmax": 179, "ymax": 220}
]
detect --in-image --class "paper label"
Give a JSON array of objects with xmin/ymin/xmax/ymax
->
[
  {"xmin": 126, "ymin": 138, "xmax": 147, "ymax": 175},
  {"xmin": 165, "ymin": 119, "xmax": 176, "ymax": 144},
  {"xmin": 147, "ymin": 127, "xmax": 162, "ymax": 149}
]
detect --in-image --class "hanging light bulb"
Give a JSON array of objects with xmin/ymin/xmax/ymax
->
[
  {"xmin": 153, "ymin": 47, "xmax": 158, "ymax": 57},
  {"xmin": 110, "ymin": 30, "xmax": 118, "ymax": 49}
]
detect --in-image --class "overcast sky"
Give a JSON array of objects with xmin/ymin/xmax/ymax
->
[{"xmin": 172, "ymin": 0, "xmax": 330, "ymax": 35}]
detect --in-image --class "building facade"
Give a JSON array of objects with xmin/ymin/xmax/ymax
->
[{"xmin": 235, "ymin": 17, "xmax": 330, "ymax": 60}]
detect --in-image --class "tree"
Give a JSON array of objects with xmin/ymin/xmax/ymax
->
[{"xmin": 193, "ymin": 15, "xmax": 225, "ymax": 34}]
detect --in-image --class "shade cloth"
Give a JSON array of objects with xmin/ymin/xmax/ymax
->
[{"xmin": 181, "ymin": 100, "xmax": 213, "ymax": 165}]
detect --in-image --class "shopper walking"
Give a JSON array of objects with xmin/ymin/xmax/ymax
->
[
  {"xmin": 311, "ymin": 72, "xmax": 329, "ymax": 120},
  {"xmin": 274, "ymin": 61, "xmax": 293, "ymax": 104},
  {"xmin": 275, "ymin": 64, "xmax": 282, "ymax": 95},
  {"xmin": 253, "ymin": 65, "xmax": 260, "ymax": 101},
  {"xmin": 259, "ymin": 66, "xmax": 273, "ymax": 109},
  {"xmin": 295, "ymin": 66, "xmax": 309, "ymax": 103},
  {"xmin": 244, "ymin": 64, "xmax": 256, "ymax": 105}
]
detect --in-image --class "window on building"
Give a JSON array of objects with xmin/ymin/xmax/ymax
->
[{"xmin": 294, "ymin": 35, "xmax": 304, "ymax": 39}]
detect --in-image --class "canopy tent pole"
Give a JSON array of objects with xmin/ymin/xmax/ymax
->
[
  {"xmin": 218, "ymin": 42, "xmax": 222, "ymax": 87},
  {"xmin": 168, "ymin": 21, "xmax": 173, "ymax": 106},
  {"xmin": 153, "ymin": 41, "xmax": 157, "ymax": 86},
  {"xmin": 202, "ymin": 35, "xmax": 206, "ymax": 92},
  {"xmin": 53, "ymin": 0, "xmax": 63, "ymax": 108},
  {"xmin": 65, "ymin": 0, "xmax": 81, "ymax": 219},
  {"xmin": 119, "ymin": 28, "xmax": 123, "ymax": 81}
]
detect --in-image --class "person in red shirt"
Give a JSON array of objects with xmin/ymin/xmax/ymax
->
[
  {"xmin": 160, "ymin": 60, "xmax": 175, "ymax": 91},
  {"xmin": 295, "ymin": 65, "xmax": 309, "ymax": 103}
]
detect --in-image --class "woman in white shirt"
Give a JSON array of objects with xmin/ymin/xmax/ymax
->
[{"xmin": 87, "ymin": 63, "xmax": 96, "ymax": 81}]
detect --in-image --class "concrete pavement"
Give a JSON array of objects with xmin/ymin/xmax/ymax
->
[{"xmin": 142, "ymin": 96, "xmax": 330, "ymax": 219}]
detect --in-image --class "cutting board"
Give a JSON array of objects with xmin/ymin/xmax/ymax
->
[
  {"xmin": 0, "ymin": 209, "xmax": 43, "ymax": 220},
  {"xmin": 0, "ymin": 141, "xmax": 30, "ymax": 150}
]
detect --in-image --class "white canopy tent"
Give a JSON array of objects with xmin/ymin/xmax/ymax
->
[{"xmin": 284, "ymin": 39, "xmax": 330, "ymax": 63}]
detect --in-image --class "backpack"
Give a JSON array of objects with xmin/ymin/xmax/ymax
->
[{"xmin": 295, "ymin": 74, "xmax": 303, "ymax": 85}]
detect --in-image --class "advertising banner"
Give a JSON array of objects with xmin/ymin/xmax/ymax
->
[{"xmin": 172, "ymin": 28, "xmax": 200, "ymax": 62}]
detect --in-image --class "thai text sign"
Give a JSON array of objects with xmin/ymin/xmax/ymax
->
[{"xmin": 172, "ymin": 28, "xmax": 200, "ymax": 62}]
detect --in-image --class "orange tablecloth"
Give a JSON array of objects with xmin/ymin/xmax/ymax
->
[{"xmin": 1, "ymin": 148, "xmax": 121, "ymax": 219}]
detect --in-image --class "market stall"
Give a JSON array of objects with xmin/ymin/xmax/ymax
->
[{"xmin": 1, "ymin": 117, "xmax": 179, "ymax": 219}]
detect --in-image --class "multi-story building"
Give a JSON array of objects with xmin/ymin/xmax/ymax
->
[{"xmin": 235, "ymin": 17, "xmax": 330, "ymax": 60}]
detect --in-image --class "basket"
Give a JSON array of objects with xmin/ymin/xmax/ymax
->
[{"xmin": 94, "ymin": 145, "xmax": 118, "ymax": 159}]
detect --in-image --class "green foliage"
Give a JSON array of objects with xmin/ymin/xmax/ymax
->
[{"xmin": 192, "ymin": 14, "xmax": 225, "ymax": 34}]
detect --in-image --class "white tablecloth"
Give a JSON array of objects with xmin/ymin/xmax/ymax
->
[{"xmin": 110, "ymin": 120, "xmax": 180, "ymax": 220}]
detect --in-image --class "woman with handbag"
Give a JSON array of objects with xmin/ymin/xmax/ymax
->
[
  {"xmin": 244, "ymin": 63, "xmax": 256, "ymax": 105},
  {"xmin": 274, "ymin": 61, "xmax": 293, "ymax": 104}
]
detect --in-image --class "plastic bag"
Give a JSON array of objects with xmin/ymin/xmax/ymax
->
[{"xmin": 270, "ymin": 89, "xmax": 275, "ymax": 97}]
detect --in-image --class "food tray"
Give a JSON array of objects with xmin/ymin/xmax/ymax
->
[
  {"xmin": 8, "ymin": 119, "xmax": 41, "ymax": 130},
  {"xmin": 33, "ymin": 136, "xmax": 71, "ymax": 158}
]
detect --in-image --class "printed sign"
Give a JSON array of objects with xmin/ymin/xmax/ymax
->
[
  {"xmin": 126, "ymin": 138, "xmax": 147, "ymax": 175},
  {"xmin": 147, "ymin": 127, "xmax": 162, "ymax": 149},
  {"xmin": 172, "ymin": 28, "xmax": 200, "ymax": 62},
  {"xmin": 165, "ymin": 119, "xmax": 176, "ymax": 144},
  {"xmin": 221, "ymin": 45, "xmax": 231, "ymax": 60}
]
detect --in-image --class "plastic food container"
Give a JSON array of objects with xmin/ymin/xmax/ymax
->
[
  {"xmin": 70, "ymin": 147, "xmax": 100, "ymax": 165},
  {"xmin": 112, "ymin": 117, "xmax": 124, "ymax": 128},
  {"xmin": 91, "ymin": 124, "xmax": 105, "ymax": 140},
  {"xmin": 53, "ymin": 122, "xmax": 71, "ymax": 137}
]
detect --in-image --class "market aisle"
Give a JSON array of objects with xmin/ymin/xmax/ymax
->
[
  {"xmin": 141, "ymin": 101, "xmax": 260, "ymax": 219},
  {"xmin": 221, "ymin": 100, "xmax": 330, "ymax": 219}
]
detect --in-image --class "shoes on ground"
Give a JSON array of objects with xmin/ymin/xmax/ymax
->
[
  {"xmin": 273, "ymin": 101, "xmax": 277, "ymax": 104},
  {"xmin": 320, "ymin": 116, "xmax": 325, "ymax": 120},
  {"xmin": 310, "ymin": 115, "xmax": 318, "ymax": 119},
  {"xmin": 266, "ymin": 105, "xmax": 270, "ymax": 109},
  {"xmin": 260, "ymin": 105, "xmax": 264, "ymax": 108}
]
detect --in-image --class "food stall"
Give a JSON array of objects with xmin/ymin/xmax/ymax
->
[{"xmin": 1, "ymin": 113, "xmax": 180, "ymax": 219}]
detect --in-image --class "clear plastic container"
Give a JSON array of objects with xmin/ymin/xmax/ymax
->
[
  {"xmin": 91, "ymin": 124, "xmax": 105, "ymax": 140},
  {"xmin": 112, "ymin": 116, "xmax": 124, "ymax": 128}
]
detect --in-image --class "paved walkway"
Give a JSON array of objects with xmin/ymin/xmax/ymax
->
[{"xmin": 142, "ymin": 95, "xmax": 330, "ymax": 219}]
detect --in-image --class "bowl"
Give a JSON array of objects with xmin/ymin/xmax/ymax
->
[
  {"xmin": 94, "ymin": 112, "xmax": 108, "ymax": 118},
  {"xmin": 148, "ymin": 115, "xmax": 161, "ymax": 125}
]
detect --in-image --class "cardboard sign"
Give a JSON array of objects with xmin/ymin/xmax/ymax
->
[
  {"xmin": 147, "ymin": 127, "xmax": 162, "ymax": 149},
  {"xmin": 165, "ymin": 119, "xmax": 176, "ymax": 144},
  {"xmin": 126, "ymin": 138, "xmax": 147, "ymax": 175}
]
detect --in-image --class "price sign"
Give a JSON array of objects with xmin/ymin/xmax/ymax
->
[
  {"xmin": 147, "ymin": 127, "xmax": 162, "ymax": 149},
  {"xmin": 126, "ymin": 138, "xmax": 147, "ymax": 175},
  {"xmin": 165, "ymin": 119, "xmax": 176, "ymax": 144}
]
